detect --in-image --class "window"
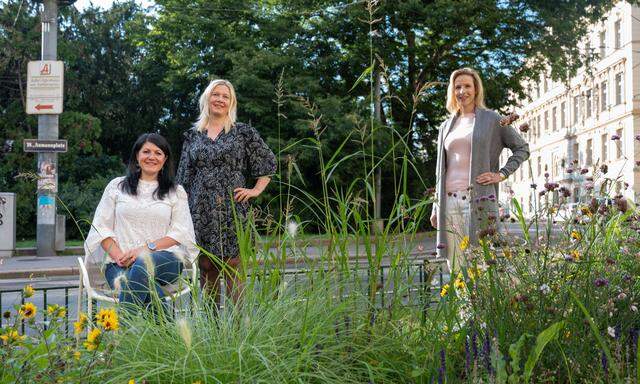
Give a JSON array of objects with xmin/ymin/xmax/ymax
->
[
  {"xmin": 601, "ymin": 133, "xmax": 608, "ymax": 162},
  {"xmin": 552, "ymin": 107, "xmax": 557, "ymax": 131},
  {"xmin": 615, "ymin": 72, "xmax": 623, "ymax": 105},
  {"xmin": 600, "ymin": 81, "xmax": 608, "ymax": 111},
  {"xmin": 561, "ymin": 101, "xmax": 567, "ymax": 128},
  {"xmin": 542, "ymin": 77, "xmax": 547, "ymax": 93},
  {"xmin": 544, "ymin": 110, "xmax": 549, "ymax": 132},
  {"xmin": 614, "ymin": 20, "xmax": 621, "ymax": 49},
  {"xmin": 537, "ymin": 156, "xmax": 542, "ymax": 176},
  {"xmin": 573, "ymin": 95, "xmax": 580, "ymax": 122},
  {"xmin": 599, "ymin": 30, "xmax": 606, "ymax": 57},
  {"xmin": 536, "ymin": 115, "xmax": 541, "ymax": 137},
  {"xmin": 616, "ymin": 128, "xmax": 623, "ymax": 158},
  {"xmin": 586, "ymin": 139, "xmax": 593, "ymax": 165},
  {"xmin": 573, "ymin": 142, "xmax": 579, "ymax": 163},
  {"xmin": 586, "ymin": 89, "xmax": 592, "ymax": 118}
]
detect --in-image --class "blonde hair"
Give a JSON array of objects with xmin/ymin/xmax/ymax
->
[
  {"xmin": 445, "ymin": 68, "xmax": 486, "ymax": 114},
  {"xmin": 194, "ymin": 79, "xmax": 238, "ymax": 133}
]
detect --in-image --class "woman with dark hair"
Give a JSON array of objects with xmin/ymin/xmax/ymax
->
[
  {"xmin": 84, "ymin": 133, "xmax": 198, "ymax": 308},
  {"xmin": 177, "ymin": 79, "xmax": 276, "ymax": 305},
  {"xmin": 430, "ymin": 68, "xmax": 529, "ymax": 272}
]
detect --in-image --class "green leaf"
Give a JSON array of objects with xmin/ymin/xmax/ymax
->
[
  {"xmin": 508, "ymin": 333, "xmax": 530, "ymax": 382},
  {"xmin": 524, "ymin": 321, "xmax": 564, "ymax": 383},
  {"xmin": 348, "ymin": 62, "xmax": 374, "ymax": 93}
]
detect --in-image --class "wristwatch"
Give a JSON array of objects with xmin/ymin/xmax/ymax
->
[
  {"xmin": 146, "ymin": 241, "xmax": 157, "ymax": 252},
  {"xmin": 499, "ymin": 171, "xmax": 508, "ymax": 181}
]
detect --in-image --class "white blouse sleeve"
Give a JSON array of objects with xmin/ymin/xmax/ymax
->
[
  {"xmin": 166, "ymin": 185, "xmax": 199, "ymax": 265},
  {"xmin": 84, "ymin": 177, "xmax": 121, "ymax": 264}
]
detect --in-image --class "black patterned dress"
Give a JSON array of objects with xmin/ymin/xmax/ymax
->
[{"xmin": 176, "ymin": 123, "xmax": 276, "ymax": 260}]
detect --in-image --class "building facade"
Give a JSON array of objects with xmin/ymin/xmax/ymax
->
[{"xmin": 500, "ymin": 1, "xmax": 640, "ymax": 216}]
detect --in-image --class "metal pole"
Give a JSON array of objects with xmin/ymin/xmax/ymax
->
[{"xmin": 37, "ymin": 0, "xmax": 58, "ymax": 256}]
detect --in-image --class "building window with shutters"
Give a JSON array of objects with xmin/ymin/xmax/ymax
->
[
  {"xmin": 586, "ymin": 89, "xmax": 592, "ymax": 118},
  {"xmin": 599, "ymin": 30, "xmax": 606, "ymax": 57},
  {"xmin": 552, "ymin": 106, "xmax": 557, "ymax": 131},
  {"xmin": 573, "ymin": 95, "xmax": 580, "ymax": 122},
  {"xmin": 586, "ymin": 139, "xmax": 593, "ymax": 166},
  {"xmin": 561, "ymin": 101, "xmax": 566, "ymax": 128},
  {"xmin": 616, "ymin": 128, "xmax": 623, "ymax": 158}
]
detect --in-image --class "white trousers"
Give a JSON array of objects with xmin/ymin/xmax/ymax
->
[{"xmin": 444, "ymin": 192, "xmax": 470, "ymax": 272}]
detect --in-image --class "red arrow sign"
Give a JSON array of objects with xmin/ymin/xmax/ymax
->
[{"xmin": 35, "ymin": 104, "xmax": 54, "ymax": 110}]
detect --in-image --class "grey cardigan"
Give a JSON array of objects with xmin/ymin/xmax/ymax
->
[{"xmin": 432, "ymin": 107, "xmax": 530, "ymax": 258}]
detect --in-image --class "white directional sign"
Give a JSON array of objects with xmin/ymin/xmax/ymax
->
[{"xmin": 26, "ymin": 61, "xmax": 64, "ymax": 115}]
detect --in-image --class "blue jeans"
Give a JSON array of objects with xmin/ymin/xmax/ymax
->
[{"xmin": 105, "ymin": 250, "xmax": 183, "ymax": 307}]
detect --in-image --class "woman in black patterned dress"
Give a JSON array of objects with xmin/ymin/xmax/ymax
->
[{"xmin": 176, "ymin": 79, "xmax": 276, "ymax": 304}]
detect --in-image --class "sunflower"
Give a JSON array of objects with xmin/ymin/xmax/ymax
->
[
  {"xmin": 23, "ymin": 285, "xmax": 34, "ymax": 298},
  {"xmin": 74, "ymin": 313, "xmax": 89, "ymax": 335},
  {"xmin": 96, "ymin": 308, "xmax": 119, "ymax": 332},
  {"xmin": 0, "ymin": 329, "xmax": 25, "ymax": 345},
  {"xmin": 18, "ymin": 302, "xmax": 37, "ymax": 320},
  {"xmin": 83, "ymin": 328, "xmax": 102, "ymax": 351}
]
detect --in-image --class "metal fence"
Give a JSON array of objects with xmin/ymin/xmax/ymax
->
[{"xmin": 0, "ymin": 257, "xmax": 447, "ymax": 334}]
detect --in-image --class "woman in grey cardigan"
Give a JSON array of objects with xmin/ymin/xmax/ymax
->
[{"xmin": 429, "ymin": 68, "xmax": 529, "ymax": 271}]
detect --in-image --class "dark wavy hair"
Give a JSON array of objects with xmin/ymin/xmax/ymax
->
[{"xmin": 119, "ymin": 133, "xmax": 176, "ymax": 200}]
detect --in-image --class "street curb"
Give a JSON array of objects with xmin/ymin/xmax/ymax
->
[{"xmin": 0, "ymin": 267, "xmax": 80, "ymax": 280}]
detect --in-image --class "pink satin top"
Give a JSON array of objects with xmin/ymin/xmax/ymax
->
[{"xmin": 444, "ymin": 114, "xmax": 475, "ymax": 193}]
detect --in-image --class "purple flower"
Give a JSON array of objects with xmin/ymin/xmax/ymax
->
[
  {"xmin": 600, "ymin": 164, "xmax": 608, "ymax": 174},
  {"xmin": 601, "ymin": 351, "xmax": 608, "ymax": 378},
  {"xmin": 539, "ymin": 190, "xmax": 547, "ymax": 196},
  {"xmin": 611, "ymin": 134, "xmax": 620, "ymax": 141},
  {"xmin": 483, "ymin": 335, "xmax": 492, "ymax": 374},
  {"xmin": 544, "ymin": 172, "xmax": 549, "ymax": 178},
  {"xmin": 465, "ymin": 337, "xmax": 471, "ymax": 374},
  {"xmin": 635, "ymin": 134, "xmax": 640, "ymax": 141},
  {"xmin": 580, "ymin": 168, "xmax": 589, "ymax": 175},
  {"xmin": 437, "ymin": 243, "xmax": 446, "ymax": 250},
  {"xmin": 530, "ymin": 183, "xmax": 537, "ymax": 189},
  {"xmin": 594, "ymin": 278, "xmax": 609, "ymax": 287},
  {"xmin": 566, "ymin": 168, "xmax": 574, "ymax": 174},
  {"xmin": 438, "ymin": 348, "xmax": 446, "ymax": 384}
]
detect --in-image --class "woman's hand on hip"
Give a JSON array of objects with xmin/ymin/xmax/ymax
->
[
  {"xmin": 234, "ymin": 187, "xmax": 260, "ymax": 202},
  {"xmin": 475, "ymin": 172, "xmax": 503, "ymax": 185}
]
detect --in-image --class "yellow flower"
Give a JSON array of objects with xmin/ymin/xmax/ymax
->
[
  {"xmin": 74, "ymin": 351, "xmax": 81, "ymax": 361},
  {"xmin": 549, "ymin": 207, "xmax": 557, "ymax": 214},
  {"xmin": 459, "ymin": 236, "xmax": 469, "ymax": 251},
  {"xmin": 454, "ymin": 274, "xmax": 466, "ymax": 290},
  {"xmin": 23, "ymin": 285, "xmax": 34, "ymax": 298},
  {"xmin": 74, "ymin": 313, "xmax": 89, "ymax": 335},
  {"xmin": 128, "ymin": 380, "xmax": 135, "ymax": 384},
  {"xmin": 18, "ymin": 302, "xmax": 37, "ymax": 320},
  {"xmin": 0, "ymin": 330, "xmax": 25, "ymax": 345},
  {"xmin": 570, "ymin": 231, "xmax": 581, "ymax": 241},
  {"xmin": 571, "ymin": 250, "xmax": 580, "ymax": 261},
  {"xmin": 440, "ymin": 284, "xmax": 450, "ymax": 297},
  {"xmin": 47, "ymin": 304, "xmax": 66, "ymax": 319},
  {"xmin": 503, "ymin": 249, "xmax": 512, "ymax": 259},
  {"xmin": 96, "ymin": 308, "xmax": 119, "ymax": 332},
  {"xmin": 84, "ymin": 328, "xmax": 101, "ymax": 351},
  {"xmin": 468, "ymin": 266, "xmax": 481, "ymax": 282}
]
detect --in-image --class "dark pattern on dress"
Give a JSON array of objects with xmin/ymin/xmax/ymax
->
[{"xmin": 176, "ymin": 123, "xmax": 276, "ymax": 259}]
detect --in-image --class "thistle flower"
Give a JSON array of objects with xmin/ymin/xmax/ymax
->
[
  {"xmin": 594, "ymin": 278, "xmax": 609, "ymax": 287},
  {"xmin": 566, "ymin": 168, "xmax": 574, "ymax": 174},
  {"xmin": 614, "ymin": 197, "xmax": 628, "ymax": 213},
  {"xmin": 610, "ymin": 134, "xmax": 620, "ymax": 140},
  {"xmin": 18, "ymin": 302, "xmax": 36, "ymax": 320},
  {"xmin": 600, "ymin": 164, "xmax": 608, "ymax": 174},
  {"xmin": 518, "ymin": 123, "xmax": 529, "ymax": 132},
  {"xmin": 436, "ymin": 243, "xmax": 446, "ymax": 250},
  {"xmin": 580, "ymin": 168, "xmax": 589, "ymax": 175}
]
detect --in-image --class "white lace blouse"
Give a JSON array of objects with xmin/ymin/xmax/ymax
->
[{"xmin": 84, "ymin": 177, "xmax": 199, "ymax": 266}]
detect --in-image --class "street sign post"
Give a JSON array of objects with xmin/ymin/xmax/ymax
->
[{"xmin": 26, "ymin": 60, "xmax": 64, "ymax": 115}]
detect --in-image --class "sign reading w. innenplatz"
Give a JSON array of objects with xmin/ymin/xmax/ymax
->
[
  {"xmin": 23, "ymin": 139, "xmax": 68, "ymax": 153},
  {"xmin": 26, "ymin": 61, "xmax": 64, "ymax": 115}
]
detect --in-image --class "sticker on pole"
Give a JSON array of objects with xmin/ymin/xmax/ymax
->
[{"xmin": 26, "ymin": 61, "xmax": 64, "ymax": 115}]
